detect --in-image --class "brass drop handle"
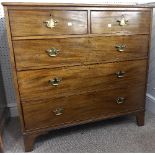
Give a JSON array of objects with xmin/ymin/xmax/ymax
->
[
  {"xmin": 117, "ymin": 16, "xmax": 128, "ymax": 26},
  {"xmin": 53, "ymin": 108, "xmax": 64, "ymax": 116},
  {"xmin": 49, "ymin": 77, "xmax": 61, "ymax": 86},
  {"xmin": 116, "ymin": 97, "xmax": 125, "ymax": 104},
  {"xmin": 115, "ymin": 71, "xmax": 125, "ymax": 78},
  {"xmin": 46, "ymin": 48, "xmax": 59, "ymax": 57},
  {"xmin": 44, "ymin": 18, "xmax": 58, "ymax": 29},
  {"xmin": 115, "ymin": 44, "xmax": 126, "ymax": 52}
]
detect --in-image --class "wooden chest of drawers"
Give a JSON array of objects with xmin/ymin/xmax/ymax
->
[{"xmin": 2, "ymin": 2, "xmax": 153, "ymax": 152}]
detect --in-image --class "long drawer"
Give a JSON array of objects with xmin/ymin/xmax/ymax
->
[
  {"xmin": 91, "ymin": 11, "xmax": 151, "ymax": 34},
  {"xmin": 17, "ymin": 60, "xmax": 147, "ymax": 102},
  {"xmin": 13, "ymin": 35, "xmax": 149, "ymax": 70},
  {"xmin": 22, "ymin": 85, "xmax": 145, "ymax": 130},
  {"xmin": 9, "ymin": 10, "xmax": 88, "ymax": 37}
]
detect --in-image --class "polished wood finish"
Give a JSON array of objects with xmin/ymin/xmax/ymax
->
[
  {"xmin": 23, "ymin": 85, "xmax": 145, "ymax": 130},
  {"xmin": 9, "ymin": 10, "xmax": 88, "ymax": 37},
  {"xmin": 2, "ymin": 2, "xmax": 152, "ymax": 152},
  {"xmin": 18, "ymin": 60, "xmax": 147, "ymax": 102},
  {"xmin": 23, "ymin": 132, "xmax": 43, "ymax": 152},
  {"xmin": 91, "ymin": 11, "xmax": 151, "ymax": 34},
  {"xmin": 136, "ymin": 110, "xmax": 145, "ymax": 126},
  {"xmin": 13, "ymin": 35, "xmax": 149, "ymax": 70},
  {"xmin": 2, "ymin": 2, "xmax": 154, "ymax": 8}
]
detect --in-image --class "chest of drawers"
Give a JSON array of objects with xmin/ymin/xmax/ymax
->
[{"xmin": 2, "ymin": 2, "xmax": 153, "ymax": 152}]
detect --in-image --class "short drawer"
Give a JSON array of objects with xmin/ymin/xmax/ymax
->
[
  {"xmin": 22, "ymin": 85, "xmax": 145, "ymax": 130},
  {"xmin": 9, "ymin": 10, "xmax": 88, "ymax": 36},
  {"xmin": 91, "ymin": 11, "xmax": 151, "ymax": 34},
  {"xmin": 13, "ymin": 35, "xmax": 149, "ymax": 70},
  {"xmin": 17, "ymin": 60, "xmax": 147, "ymax": 102}
]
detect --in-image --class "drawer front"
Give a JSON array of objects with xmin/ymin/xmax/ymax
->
[
  {"xmin": 17, "ymin": 60, "xmax": 147, "ymax": 102},
  {"xmin": 22, "ymin": 85, "xmax": 145, "ymax": 130},
  {"xmin": 13, "ymin": 35, "xmax": 148, "ymax": 70},
  {"xmin": 9, "ymin": 10, "xmax": 88, "ymax": 36},
  {"xmin": 91, "ymin": 11, "xmax": 151, "ymax": 34}
]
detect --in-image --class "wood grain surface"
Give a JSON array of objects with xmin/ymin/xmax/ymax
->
[
  {"xmin": 91, "ymin": 11, "xmax": 151, "ymax": 34},
  {"xmin": 2, "ymin": 2, "xmax": 154, "ymax": 8},
  {"xmin": 17, "ymin": 59, "xmax": 147, "ymax": 102},
  {"xmin": 22, "ymin": 85, "xmax": 145, "ymax": 130},
  {"xmin": 13, "ymin": 35, "xmax": 149, "ymax": 70},
  {"xmin": 9, "ymin": 10, "xmax": 88, "ymax": 36},
  {"xmin": 3, "ymin": 3, "xmax": 152, "ymax": 152}
]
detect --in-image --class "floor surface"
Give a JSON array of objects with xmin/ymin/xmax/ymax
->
[{"xmin": 3, "ymin": 112, "xmax": 155, "ymax": 152}]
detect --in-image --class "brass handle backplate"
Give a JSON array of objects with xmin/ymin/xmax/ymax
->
[
  {"xmin": 49, "ymin": 77, "xmax": 61, "ymax": 86},
  {"xmin": 115, "ymin": 44, "xmax": 126, "ymax": 52},
  {"xmin": 46, "ymin": 48, "xmax": 59, "ymax": 57},
  {"xmin": 116, "ymin": 97, "xmax": 125, "ymax": 104},
  {"xmin": 44, "ymin": 18, "xmax": 58, "ymax": 29},
  {"xmin": 115, "ymin": 71, "xmax": 126, "ymax": 78},
  {"xmin": 117, "ymin": 16, "xmax": 128, "ymax": 26},
  {"xmin": 53, "ymin": 108, "xmax": 64, "ymax": 116}
]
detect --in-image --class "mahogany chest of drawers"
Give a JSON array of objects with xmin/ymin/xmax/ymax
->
[{"xmin": 2, "ymin": 2, "xmax": 153, "ymax": 152}]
